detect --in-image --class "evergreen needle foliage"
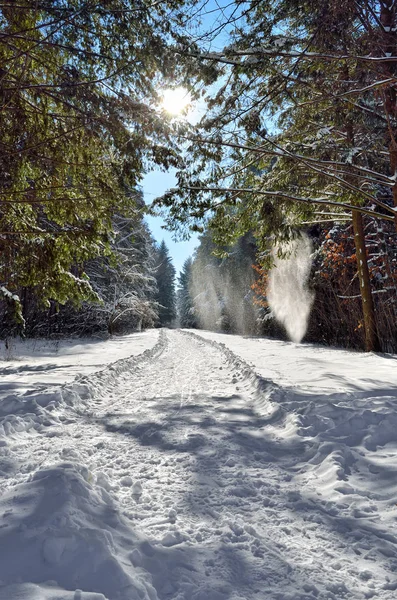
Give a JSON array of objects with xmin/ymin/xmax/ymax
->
[
  {"xmin": 153, "ymin": 240, "xmax": 176, "ymax": 326},
  {"xmin": 0, "ymin": 0, "xmax": 209, "ymax": 330}
]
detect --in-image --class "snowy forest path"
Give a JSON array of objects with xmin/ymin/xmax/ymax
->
[
  {"xmin": 1, "ymin": 329, "xmax": 396, "ymax": 600},
  {"xmin": 75, "ymin": 328, "xmax": 302, "ymax": 596}
]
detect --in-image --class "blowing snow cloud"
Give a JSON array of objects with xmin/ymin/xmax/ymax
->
[{"xmin": 267, "ymin": 233, "xmax": 314, "ymax": 343}]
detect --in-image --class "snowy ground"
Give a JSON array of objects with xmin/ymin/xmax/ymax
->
[
  {"xmin": 0, "ymin": 330, "xmax": 159, "ymax": 400},
  {"xmin": 0, "ymin": 329, "xmax": 397, "ymax": 600}
]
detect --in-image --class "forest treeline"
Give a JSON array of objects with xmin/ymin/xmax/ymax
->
[
  {"xmin": 178, "ymin": 220, "xmax": 397, "ymax": 353},
  {"xmin": 2, "ymin": 1, "xmax": 397, "ymax": 353},
  {"xmin": 1, "ymin": 215, "xmax": 177, "ymax": 337},
  {"xmin": 166, "ymin": 0, "xmax": 397, "ymax": 353},
  {"xmin": 0, "ymin": 1, "xmax": 203, "ymax": 337}
]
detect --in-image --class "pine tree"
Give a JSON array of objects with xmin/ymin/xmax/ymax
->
[
  {"xmin": 158, "ymin": 0, "xmax": 397, "ymax": 350},
  {"xmin": 5, "ymin": 196, "xmax": 161, "ymax": 338},
  {"xmin": 177, "ymin": 258, "xmax": 197, "ymax": 328},
  {"xmin": 0, "ymin": 0, "xmax": 209, "ymax": 322},
  {"xmin": 153, "ymin": 241, "xmax": 176, "ymax": 326},
  {"xmin": 84, "ymin": 211, "xmax": 160, "ymax": 335}
]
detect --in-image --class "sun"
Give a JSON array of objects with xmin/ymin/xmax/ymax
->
[{"xmin": 161, "ymin": 87, "xmax": 191, "ymax": 115}]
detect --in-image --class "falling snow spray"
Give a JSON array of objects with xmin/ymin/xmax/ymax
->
[
  {"xmin": 267, "ymin": 233, "xmax": 314, "ymax": 343},
  {"xmin": 190, "ymin": 260, "xmax": 258, "ymax": 334}
]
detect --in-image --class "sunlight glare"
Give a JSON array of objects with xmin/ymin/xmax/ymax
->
[{"xmin": 161, "ymin": 87, "xmax": 191, "ymax": 115}]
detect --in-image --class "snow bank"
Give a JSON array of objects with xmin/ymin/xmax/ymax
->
[
  {"xmin": 0, "ymin": 462, "xmax": 157, "ymax": 600},
  {"xmin": 0, "ymin": 583, "xmax": 106, "ymax": 600},
  {"xmin": 188, "ymin": 330, "xmax": 397, "ymax": 393},
  {"xmin": 0, "ymin": 332, "xmax": 169, "ymax": 600},
  {"xmin": 188, "ymin": 329, "xmax": 397, "ymax": 570},
  {"xmin": 0, "ymin": 330, "xmax": 160, "ymax": 400},
  {"xmin": 0, "ymin": 330, "xmax": 166, "ymax": 441}
]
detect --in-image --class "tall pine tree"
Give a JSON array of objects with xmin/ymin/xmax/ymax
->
[
  {"xmin": 159, "ymin": 0, "xmax": 397, "ymax": 350},
  {"xmin": 154, "ymin": 241, "xmax": 176, "ymax": 326},
  {"xmin": 0, "ymin": 0, "xmax": 212, "ymax": 325},
  {"xmin": 177, "ymin": 257, "xmax": 197, "ymax": 328}
]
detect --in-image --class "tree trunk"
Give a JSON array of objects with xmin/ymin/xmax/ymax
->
[{"xmin": 352, "ymin": 210, "xmax": 380, "ymax": 352}]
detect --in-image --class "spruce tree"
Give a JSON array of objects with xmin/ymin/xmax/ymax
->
[
  {"xmin": 158, "ymin": 0, "xmax": 397, "ymax": 350},
  {"xmin": 177, "ymin": 258, "xmax": 197, "ymax": 328},
  {"xmin": 7, "ymin": 198, "xmax": 160, "ymax": 338},
  {"xmin": 0, "ymin": 0, "xmax": 210, "ymax": 320},
  {"xmin": 153, "ymin": 240, "xmax": 176, "ymax": 326}
]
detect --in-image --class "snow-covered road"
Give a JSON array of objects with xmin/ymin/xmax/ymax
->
[{"xmin": 1, "ymin": 330, "xmax": 397, "ymax": 600}]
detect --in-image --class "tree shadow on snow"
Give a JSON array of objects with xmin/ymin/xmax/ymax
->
[
  {"xmin": 84, "ymin": 386, "xmax": 397, "ymax": 598},
  {"xmin": 84, "ymin": 396, "xmax": 327, "ymax": 597}
]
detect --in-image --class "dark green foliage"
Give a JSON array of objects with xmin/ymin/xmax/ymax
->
[
  {"xmin": 153, "ymin": 240, "xmax": 176, "ymax": 326},
  {"xmin": 158, "ymin": 0, "xmax": 397, "ymax": 239},
  {"xmin": 177, "ymin": 258, "xmax": 197, "ymax": 328},
  {"xmin": 0, "ymin": 0, "xmax": 204, "ymax": 322},
  {"xmin": 2, "ymin": 204, "xmax": 160, "ymax": 337}
]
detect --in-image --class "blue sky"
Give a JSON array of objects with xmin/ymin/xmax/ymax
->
[
  {"xmin": 141, "ymin": 0, "xmax": 240, "ymax": 275},
  {"xmin": 141, "ymin": 169, "xmax": 199, "ymax": 276},
  {"xmin": 141, "ymin": 84, "xmax": 209, "ymax": 276}
]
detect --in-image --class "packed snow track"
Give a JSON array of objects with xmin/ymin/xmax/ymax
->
[{"xmin": 0, "ymin": 329, "xmax": 396, "ymax": 600}]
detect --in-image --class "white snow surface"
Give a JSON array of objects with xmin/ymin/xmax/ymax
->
[
  {"xmin": 0, "ymin": 330, "xmax": 159, "ymax": 400},
  {"xmin": 1, "ymin": 328, "xmax": 397, "ymax": 600}
]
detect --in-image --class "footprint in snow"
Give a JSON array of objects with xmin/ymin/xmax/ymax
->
[{"xmin": 132, "ymin": 480, "xmax": 143, "ymax": 496}]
